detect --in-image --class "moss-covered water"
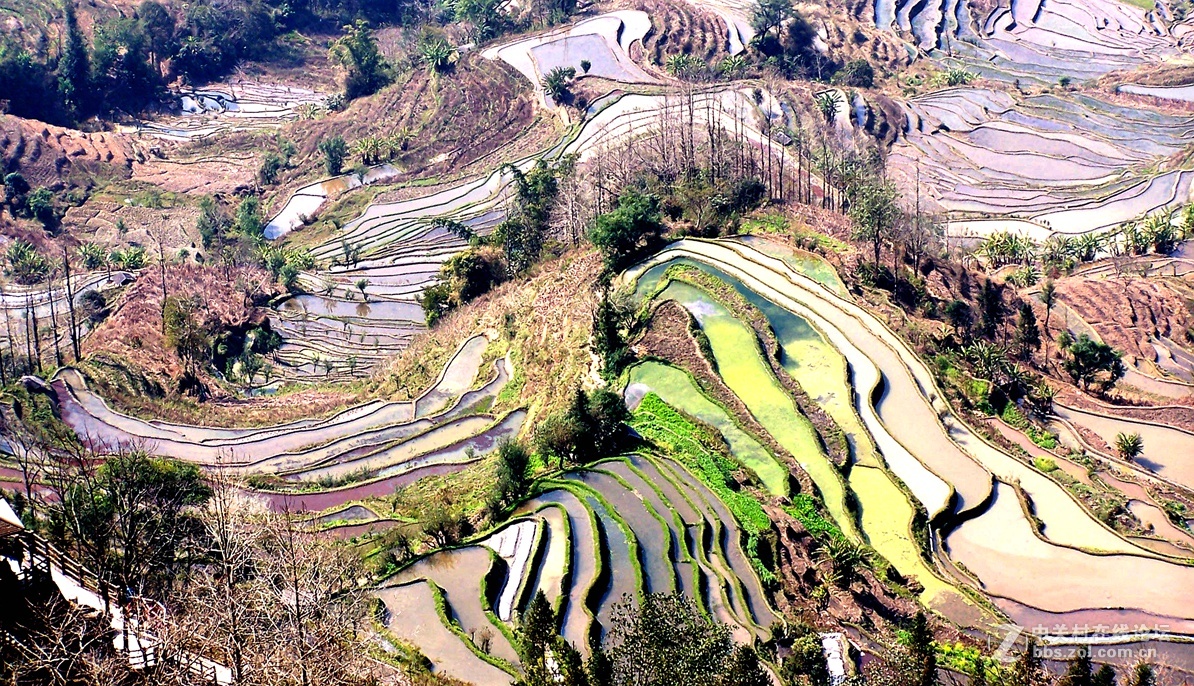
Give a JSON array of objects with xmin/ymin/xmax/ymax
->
[
  {"xmin": 627, "ymin": 361, "xmax": 788, "ymax": 496},
  {"xmin": 657, "ymin": 281, "xmax": 859, "ymax": 541}
]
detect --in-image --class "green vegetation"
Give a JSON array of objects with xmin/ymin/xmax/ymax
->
[
  {"xmin": 534, "ymin": 387, "xmax": 630, "ymax": 466},
  {"xmin": 750, "ymin": 0, "xmax": 827, "ymax": 80},
  {"xmin": 631, "ymin": 393, "xmax": 774, "ymax": 580},
  {"xmin": 1000, "ymin": 403, "xmax": 1057, "ymax": 449},
  {"xmin": 628, "ymin": 362, "xmax": 788, "ymax": 496},
  {"xmin": 1056, "ymin": 332, "xmax": 1125, "ymax": 391},
  {"xmin": 1033, "ymin": 456, "xmax": 1058, "ymax": 473},
  {"xmin": 589, "ymin": 190, "xmax": 666, "ymax": 275},
  {"xmin": 599, "ymin": 593, "xmax": 771, "ymax": 686},
  {"xmin": 330, "ymin": 20, "xmax": 392, "ymax": 100},
  {"xmin": 541, "ymin": 66, "xmax": 576, "ymax": 101},
  {"xmin": 1114, "ymin": 431, "xmax": 1144, "ymax": 461},
  {"xmin": 44, "ymin": 448, "xmax": 211, "ymax": 597},
  {"xmin": 663, "ymin": 281, "xmax": 854, "ymax": 538},
  {"xmin": 421, "ymin": 159, "xmax": 574, "ymax": 324},
  {"xmin": 320, "ymin": 135, "xmax": 350, "ymax": 176},
  {"xmin": 784, "ymin": 494, "xmax": 844, "ymax": 541}
]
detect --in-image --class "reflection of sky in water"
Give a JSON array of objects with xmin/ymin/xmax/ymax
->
[{"xmin": 623, "ymin": 382, "xmax": 650, "ymax": 409}]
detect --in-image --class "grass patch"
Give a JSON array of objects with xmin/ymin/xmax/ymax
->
[
  {"xmin": 1001, "ymin": 404, "xmax": 1059, "ymax": 449},
  {"xmin": 783, "ymin": 494, "xmax": 844, "ymax": 542},
  {"xmin": 740, "ymin": 213, "xmax": 849, "ymax": 254},
  {"xmin": 1032, "ymin": 456, "xmax": 1058, "ymax": 473}
]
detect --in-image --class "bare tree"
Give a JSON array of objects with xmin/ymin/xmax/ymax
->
[
  {"xmin": 165, "ymin": 485, "xmax": 373, "ymax": 686},
  {"xmin": 46, "ymin": 264, "xmax": 62, "ymax": 367},
  {"xmin": 61, "ymin": 246, "xmax": 80, "ymax": 362}
]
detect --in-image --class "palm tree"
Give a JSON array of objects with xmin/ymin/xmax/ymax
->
[
  {"xmin": 354, "ymin": 278, "xmax": 369, "ymax": 302},
  {"xmin": 719, "ymin": 55, "xmax": 747, "ymax": 79},
  {"xmin": 966, "ymin": 341, "xmax": 1008, "ymax": 382},
  {"xmin": 1003, "ymin": 364, "xmax": 1032, "ymax": 397},
  {"xmin": 419, "ymin": 36, "xmax": 458, "ymax": 73},
  {"xmin": 541, "ymin": 66, "xmax": 576, "ymax": 101},
  {"xmin": 814, "ymin": 91, "xmax": 843, "ymax": 125},
  {"xmin": 1075, "ymin": 233, "xmax": 1103, "ymax": 262},
  {"xmin": 664, "ymin": 54, "xmax": 704, "ymax": 80},
  {"xmin": 1114, "ymin": 432, "xmax": 1143, "ymax": 461},
  {"xmin": 1029, "ymin": 381, "xmax": 1056, "ymax": 416},
  {"xmin": 1040, "ymin": 279, "xmax": 1056, "ymax": 367},
  {"xmin": 943, "ymin": 68, "xmax": 976, "ymax": 86}
]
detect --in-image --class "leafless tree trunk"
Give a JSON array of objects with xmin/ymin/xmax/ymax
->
[
  {"xmin": 151, "ymin": 227, "xmax": 170, "ymax": 333},
  {"xmin": 47, "ymin": 267, "xmax": 62, "ymax": 368},
  {"xmin": 27, "ymin": 287, "xmax": 41, "ymax": 374},
  {"xmin": 62, "ymin": 247, "xmax": 80, "ymax": 362}
]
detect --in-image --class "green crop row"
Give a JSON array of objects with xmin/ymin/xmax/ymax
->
[
  {"xmin": 632, "ymin": 394, "xmax": 771, "ymax": 533},
  {"xmin": 631, "ymin": 393, "xmax": 776, "ymax": 583},
  {"xmin": 1001, "ymin": 404, "xmax": 1058, "ymax": 449}
]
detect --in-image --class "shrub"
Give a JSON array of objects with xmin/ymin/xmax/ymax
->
[
  {"xmin": 1032, "ymin": 456, "xmax": 1058, "ymax": 473},
  {"xmin": 837, "ymin": 59, "xmax": 874, "ymax": 87},
  {"xmin": 319, "ymin": 135, "xmax": 348, "ymax": 176},
  {"xmin": 258, "ymin": 152, "xmax": 282, "ymax": 185},
  {"xmin": 330, "ymin": 20, "xmax": 391, "ymax": 99}
]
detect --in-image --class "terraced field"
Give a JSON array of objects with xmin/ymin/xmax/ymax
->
[
  {"xmin": 47, "ymin": 335, "xmax": 525, "ymax": 512},
  {"xmin": 375, "ymin": 452, "xmax": 778, "ymax": 683},
  {"xmin": 128, "ymin": 82, "xmax": 329, "ymax": 141},
  {"xmin": 264, "ymin": 66, "xmax": 802, "ymax": 380},
  {"xmin": 370, "ymin": 237, "xmax": 1194, "ymax": 682},
  {"xmin": 888, "ymin": 87, "xmax": 1194, "ymax": 239},
  {"xmin": 624, "ymin": 238, "xmax": 1194, "ymax": 641}
]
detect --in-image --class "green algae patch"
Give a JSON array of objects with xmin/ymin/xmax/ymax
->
[
  {"xmin": 661, "ymin": 281, "xmax": 858, "ymax": 540},
  {"xmin": 628, "ymin": 361, "xmax": 788, "ymax": 496}
]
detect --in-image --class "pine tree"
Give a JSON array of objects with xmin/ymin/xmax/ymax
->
[
  {"xmin": 725, "ymin": 646, "xmax": 771, "ymax": 686},
  {"xmin": 907, "ymin": 612, "xmax": 938, "ymax": 686},
  {"xmin": 558, "ymin": 641, "xmax": 590, "ymax": 686},
  {"xmin": 971, "ymin": 657, "xmax": 988, "ymax": 686},
  {"xmin": 518, "ymin": 591, "xmax": 557, "ymax": 661},
  {"xmin": 1015, "ymin": 302, "xmax": 1041, "ymax": 359},
  {"xmin": 1093, "ymin": 664, "xmax": 1117, "ymax": 686},
  {"xmin": 586, "ymin": 647, "xmax": 614, "ymax": 686},
  {"xmin": 1130, "ymin": 663, "xmax": 1154, "ymax": 686},
  {"xmin": 1012, "ymin": 639, "xmax": 1043, "ymax": 686},
  {"xmin": 1061, "ymin": 650, "xmax": 1093, "ymax": 686},
  {"xmin": 58, "ymin": 0, "xmax": 90, "ymax": 121}
]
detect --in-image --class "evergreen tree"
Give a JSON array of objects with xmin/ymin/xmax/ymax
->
[
  {"xmin": 1061, "ymin": 650, "xmax": 1093, "ymax": 686},
  {"xmin": 58, "ymin": 0, "xmax": 90, "ymax": 121},
  {"xmin": 518, "ymin": 591, "xmax": 557, "ymax": 661},
  {"xmin": 907, "ymin": 612, "xmax": 937, "ymax": 686},
  {"xmin": 329, "ymin": 20, "xmax": 391, "ymax": 100},
  {"xmin": 558, "ymin": 641, "xmax": 590, "ymax": 686},
  {"xmin": 725, "ymin": 646, "xmax": 771, "ymax": 686},
  {"xmin": 979, "ymin": 279, "xmax": 1005, "ymax": 339},
  {"xmin": 137, "ymin": 0, "xmax": 176, "ymax": 78},
  {"xmin": 319, "ymin": 136, "xmax": 348, "ymax": 175},
  {"xmin": 1011, "ymin": 639, "xmax": 1043, "ymax": 686},
  {"xmin": 1093, "ymin": 665, "xmax": 1117, "ymax": 686},
  {"xmin": 1130, "ymin": 664, "xmax": 1154, "ymax": 686},
  {"xmin": 1014, "ymin": 302, "xmax": 1041, "ymax": 358},
  {"xmin": 971, "ymin": 657, "xmax": 988, "ymax": 686},
  {"xmin": 587, "ymin": 648, "xmax": 614, "ymax": 686}
]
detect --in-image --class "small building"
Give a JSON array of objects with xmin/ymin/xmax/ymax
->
[{"xmin": 0, "ymin": 495, "xmax": 23, "ymax": 538}]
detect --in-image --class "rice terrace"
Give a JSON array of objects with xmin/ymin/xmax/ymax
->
[{"xmin": 6, "ymin": 0, "xmax": 1194, "ymax": 683}]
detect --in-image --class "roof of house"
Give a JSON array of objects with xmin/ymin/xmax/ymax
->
[{"xmin": 0, "ymin": 496, "xmax": 24, "ymax": 537}]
